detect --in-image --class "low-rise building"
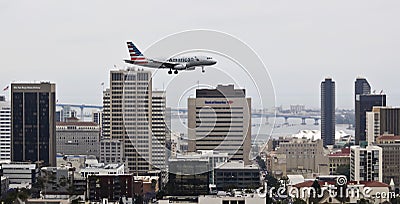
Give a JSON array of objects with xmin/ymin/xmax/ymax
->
[
  {"xmin": 0, "ymin": 162, "xmax": 39, "ymax": 189},
  {"xmin": 168, "ymin": 157, "xmax": 210, "ymax": 196},
  {"xmin": 265, "ymin": 151, "xmax": 287, "ymax": 179},
  {"xmin": 80, "ymin": 163, "xmax": 125, "ymax": 178},
  {"xmin": 87, "ymin": 174, "xmax": 143, "ymax": 203},
  {"xmin": 56, "ymin": 120, "xmax": 100, "ymax": 157},
  {"xmin": 328, "ymin": 148, "xmax": 350, "ymax": 175},
  {"xmin": 275, "ymin": 137, "xmax": 328, "ymax": 176},
  {"xmin": 214, "ymin": 161, "xmax": 260, "ymax": 191}
]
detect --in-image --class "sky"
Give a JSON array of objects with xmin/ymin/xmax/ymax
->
[{"xmin": 0, "ymin": 0, "xmax": 399, "ymax": 109}]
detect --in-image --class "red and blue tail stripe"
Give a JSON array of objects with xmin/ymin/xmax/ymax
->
[{"xmin": 127, "ymin": 42, "xmax": 148, "ymax": 64}]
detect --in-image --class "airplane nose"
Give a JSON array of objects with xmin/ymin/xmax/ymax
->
[{"xmin": 211, "ymin": 60, "xmax": 217, "ymax": 65}]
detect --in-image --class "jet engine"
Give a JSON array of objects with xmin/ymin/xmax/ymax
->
[{"xmin": 174, "ymin": 64, "xmax": 186, "ymax": 70}]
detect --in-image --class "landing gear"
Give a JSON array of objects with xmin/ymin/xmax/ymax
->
[
  {"xmin": 168, "ymin": 69, "xmax": 172, "ymax": 74},
  {"xmin": 201, "ymin": 67, "xmax": 205, "ymax": 73},
  {"xmin": 174, "ymin": 70, "xmax": 178, "ymax": 74}
]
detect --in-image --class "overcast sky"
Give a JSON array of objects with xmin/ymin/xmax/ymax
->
[{"xmin": 0, "ymin": 0, "xmax": 399, "ymax": 109}]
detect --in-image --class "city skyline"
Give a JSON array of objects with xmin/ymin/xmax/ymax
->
[{"xmin": 1, "ymin": 1, "xmax": 400, "ymax": 109}]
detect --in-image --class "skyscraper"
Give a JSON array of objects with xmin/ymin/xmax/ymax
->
[
  {"xmin": 102, "ymin": 89, "xmax": 111, "ymax": 140},
  {"xmin": 151, "ymin": 90, "xmax": 167, "ymax": 172},
  {"xmin": 0, "ymin": 97, "xmax": 11, "ymax": 161},
  {"xmin": 366, "ymin": 107, "xmax": 400, "ymax": 143},
  {"xmin": 11, "ymin": 82, "xmax": 56, "ymax": 166},
  {"xmin": 355, "ymin": 94, "xmax": 386, "ymax": 144},
  {"xmin": 321, "ymin": 78, "xmax": 335, "ymax": 146},
  {"xmin": 188, "ymin": 84, "xmax": 251, "ymax": 165},
  {"xmin": 108, "ymin": 68, "xmax": 152, "ymax": 174}
]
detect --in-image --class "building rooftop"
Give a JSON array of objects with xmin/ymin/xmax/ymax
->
[
  {"xmin": 216, "ymin": 161, "xmax": 258, "ymax": 170},
  {"xmin": 56, "ymin": 121, "xmax": 99, "ymax": 126}
]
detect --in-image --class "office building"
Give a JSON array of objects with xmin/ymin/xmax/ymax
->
[
  {"xmin": 214, "ymin": 161, "xmax": 260, "ymax": 191},
  {"xmin": 56, "ymin": 120, "xmax": 100, "ymax": 157},
  {"xmin": 108, "ymin": 69, "xmax": 153, "ymax": 174},
  {"xmin": 171, "ymin": 150, "xmax": 229, "ymax": 185},
  {"xmin": 188, "ymin": 85, "xmax": 251, "ymax": 165},
  {"xmin": 102, "ymin": 89, "xmax": 111, "ymax": 140},
  {"xmin": 350, "ymin": 143, "xmax": 382, "ymax": 182},
  {"xmin": 151, "ymin": 91, "xmax": 167, "ymax": 171},
  {"xmin": 99, "ymin": 139, "xmax": 125, "ymax": 164},
  {"xmin": 355, "ymin": 77, "xmax": 371, "ymax": 97},
  {"xmin": 376, "ymin": 135, "xmax": 400, "ymax": 190},
  {"xmin": 11, "ymin": 82, "xmax": 56, "ymax": 166},
  {"xmin": 276, "ymin": 137, "xmax": 328, "ymax": 175},
  {"xmin": 168, "ymin": 157, "xmax": 210, "ymax": 196},
  {"xmin": 366, "ymin": 107, "xmax": 400, "ymax": 144},
  {"xmin": 355, "ymin": 78, "xmax": 371, "ymax": 144},
  {"xmin": 0, "ymin": 98, "xmax": 11, "ymax": 161},
  {"xmin": 355, "ymin": 94, "xmax": 386, "ymax": 144},
  {"xmin": 321, "ymin": 78, "xmax": 335, "ymax": 146}
]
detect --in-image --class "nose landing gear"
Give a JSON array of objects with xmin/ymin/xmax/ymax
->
[
  {"xmin": 201, "ymin": 67, "xmax": 205, "ymax": 73},
  {"xmin": 174, "ymin": 70, "xmax": 178, "ymax": 74}
]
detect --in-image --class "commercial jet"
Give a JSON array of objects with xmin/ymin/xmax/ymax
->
[{"xmin": 124, "ymin": 42, "xmax": 217, "ymax": 74}]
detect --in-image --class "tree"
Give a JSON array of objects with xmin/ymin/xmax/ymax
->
[
  {"xmin": 309, "ymin": 180, "xmax": 322, "ymax": 204},
  {"xmin": 256, "ymin": 156, "xmax": 267, "ymax": 170},
  {"xmin": 293, "ymin": 198, "xmax": 307, "ymax": 204}
]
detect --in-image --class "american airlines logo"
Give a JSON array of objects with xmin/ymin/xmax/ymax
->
[{"xmin": 204, "ymin": 100, "xmax": 234, "ymax": 105}]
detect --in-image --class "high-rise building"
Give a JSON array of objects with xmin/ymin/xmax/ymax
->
[
  {"xmin": 56, "ymin": 120, "xmax": 100, "ymax": 157},
  {"xmin": 355, "ymin": 94, "xmax": 386, "ymax": 144},
  {"xmin": 350, "ymin": 143, "xmax": 382, "ymax": 182},
  {"xmin": 102, "ymin": 89, "xmax": 111, "ymax": 140},
  {"xmin": 109, "ymin": 68, "xmax": 152, "ymax": 175},
  {"xmin": 99, "ymin": 139, "xmax": 125, "ymax": 164},
  {"xmin": 188, "ymin": 84, "xmax": 251, "ymax": 165},
  {"xmin": 355, "ymin": 78, "xmax": 371, "ymax": 144},
  {"xmin": 376, "ymin": 135, "xmax": 400, "ymax": 189},
  {"xmin": 151, "ymin": 91, "xmax": 167, "ymax": 172},
  {"xmin": 355, "ymin": 77, "xmax": 371, "ymax": 97},
  {"xmin": 92, "ymin": 110, "xmax": 103, "ymax": 126},
  {"xmin": 321, "ymin": 78, "xmax": 335, "ymax": 146},
  {"xmin": 0, "ymin": 97, "xmax": 11, "ymax": 161},
  {"xmin": 366, "ymin": 106, "xmax": 400, "ymax": 144},
  {"xmin": 11, "ymin": 82, "xmax": 56, "ymax": 166}
]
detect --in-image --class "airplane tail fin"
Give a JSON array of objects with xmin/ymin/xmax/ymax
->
[{"xmin": 126, "ymin": 41, "xmax": 148, "ymax": 63}]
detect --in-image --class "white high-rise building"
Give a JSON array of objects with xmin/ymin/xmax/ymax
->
[
  {"xmin": 350, "ymin": 144, "xmax": 382, "ymax": 182},
  {"xmin": 151, "ymin": 91, "xmax": 167, "ymax": 171},
  {"xmin": 102, "ymin": 89, "xmax": 111, "ymax": 140},
  {"xmin": 109, "ymin": 68, "xmax": 152, "ymax": 175},
  {"xmin": 0, "ymin": 98, "xmax": 11, "ymax": 161}
]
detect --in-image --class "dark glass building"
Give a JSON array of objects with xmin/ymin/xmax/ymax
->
[
  {"xmin": 11, "ymin": 82, "xmax": 56, "ymax": 166},
  {"xmin": 321, "ymin": 78, "xmax": 335, "ymax": 146},
  {"xmin": 355, "ymin": 94, "xmax": 386, "ymax": 144}
]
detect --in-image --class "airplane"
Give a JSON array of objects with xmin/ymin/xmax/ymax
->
[{"xmin": 124, "ymin": 41, "xmax": 217, "ymax": 74}]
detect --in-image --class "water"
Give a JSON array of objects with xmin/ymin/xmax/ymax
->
[{"xmin": 171, "ymin": 116, "xmax": 354, "ymax": 144}]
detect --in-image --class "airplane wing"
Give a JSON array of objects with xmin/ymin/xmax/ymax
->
[{"xmin": 149, "ymin": 59, "xmax": 183, "ymax": 69}]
